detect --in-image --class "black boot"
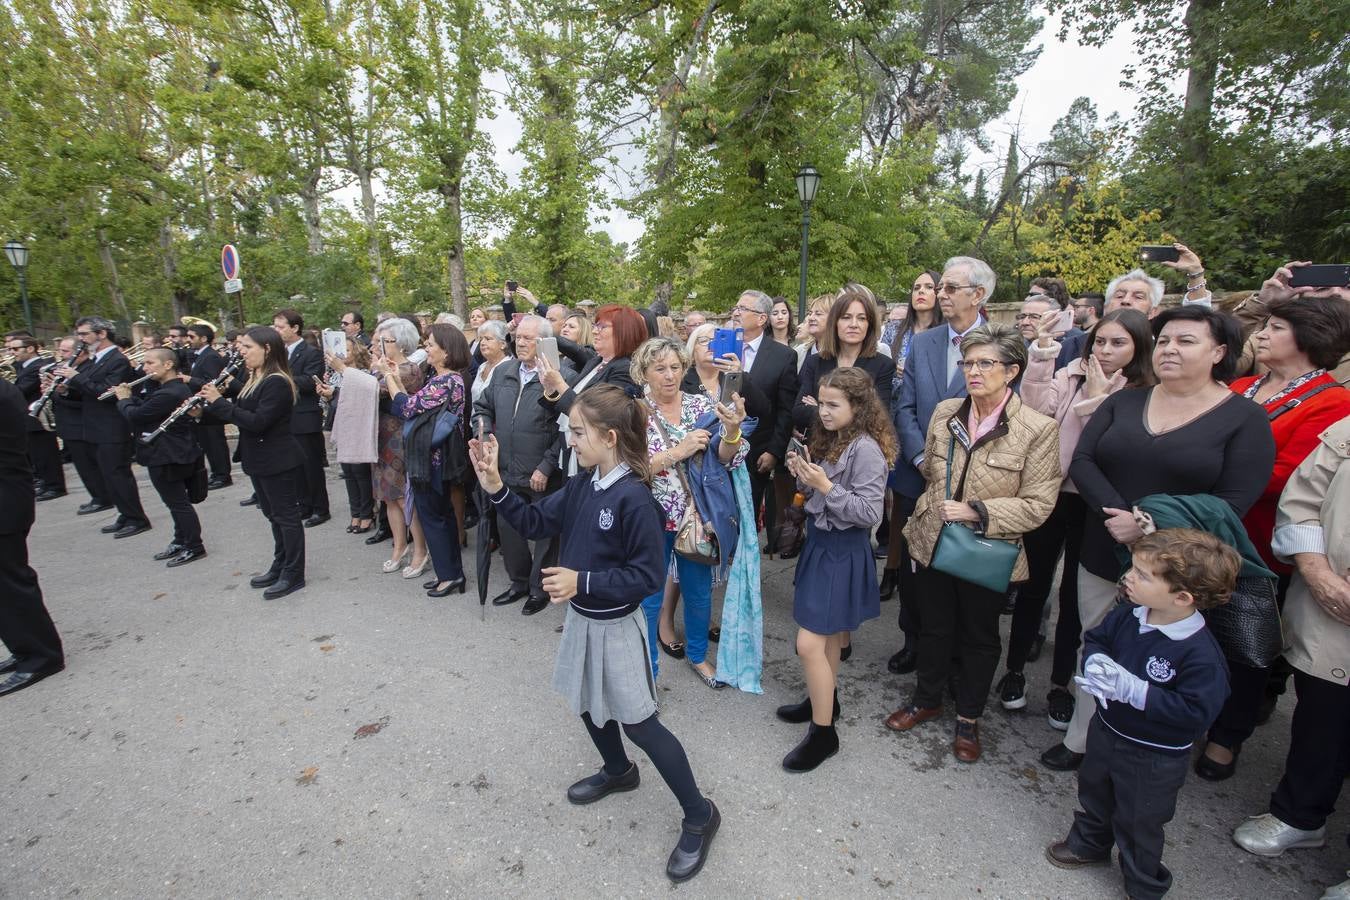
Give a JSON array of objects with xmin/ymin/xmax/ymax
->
[
  {"xmin": 879, "ymin": 567, "xmax": 899, "ymax": 602},
  {"xmin": 775, "ymin": 692, "xmax": 840, "ymax": 724},
  {"xmin": 782, "ymin": 723, "xmax": 839, "ymax": 772}
]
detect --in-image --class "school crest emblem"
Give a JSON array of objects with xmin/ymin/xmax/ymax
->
[
  {"xmin": 1145, "ymin": 656, "xmax": 1176, "ymax": 683},
  {"xmin": 598, "ymin": 508, "xmax": 614, "ymax": 531}
]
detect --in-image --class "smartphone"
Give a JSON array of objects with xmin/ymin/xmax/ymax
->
[
  {"xmin": 536, "ymin": 336, "xmax": 561, "ymax": 372},
  {"xmin": 719, "ymin": 371, "xmax": 744, "ymax": 406},
  {"xmin": 1139, "ymin": 245, "xmax": 1180, "ymax": 263},
  {"xmin": 506, "ymin": 280, "xmax": 518, "ymax": 294},
  {"xmin": 1052, "ymin": 307, "xmax": 1074, "ymax": 333},
  {"xmin": 321, "ymin": 328, "xmax": 347, "ymax": 357},
  {"xmin": 787, "ymin": 436, "xmax": 808, "ymax": 460},
  {"xmin": 709, "ymin": 327, "xmax": 744, "ymax": 362},
  {"xmin": 1289, "ymin": 264, "xmax": 1350, "ymax": 289}
]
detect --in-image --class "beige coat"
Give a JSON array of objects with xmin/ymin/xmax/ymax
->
[
  {"xmin": 1272, "ymin": 415, "xmax": 1350, "ymax": 685},
  {"xmin": 903, "ymin": 394, "xmax": 1062, "ymax": 583}
]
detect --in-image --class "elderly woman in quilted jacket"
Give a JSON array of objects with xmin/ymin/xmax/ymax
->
[{"xmin": 884, "ymin": 324, "xmax": 1061, "ymax": 764}]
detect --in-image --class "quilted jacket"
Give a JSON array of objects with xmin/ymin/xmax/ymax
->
[{"xmin": 904, "ymin": 393, "xmax": 1062, "ymax": 582}]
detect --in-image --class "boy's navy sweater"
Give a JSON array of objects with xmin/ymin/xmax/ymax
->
[
  {"xmin": 489, "ymin": 467, "xmax": 665, "ymax": 619},
  {"xmin": 1083, "ymin": 604, "xmax": 1230, "ymax": 754}
]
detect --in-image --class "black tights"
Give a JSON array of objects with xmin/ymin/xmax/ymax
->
[{"xmin": 581, "ymin": 712, "xmax": 706, "ymax": 822}]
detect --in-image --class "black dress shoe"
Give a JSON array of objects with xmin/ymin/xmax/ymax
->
[
  {"xmin": 263, "ymin": 578, "xmax": 305, "ymax": 600},
  {"xmin": 427, "ymin": 578, "xmax": 467, "ymax": 598},
  {"xmin": 1193, "ymin": 744, "xmax": 1240, "ymax": 782},
  {"xmin": 166, "ymin": 547, "xmax": 207, "ymax": 568},
  {"xmin": 567, "ymin": 762, "xmax": 640, "ymax": 805},
  {"xmin": 207, "ymin": 476, "xmax": 232, "ymax": 489},
  {"xmin": 101, "ymin": 519, "xmax": 128, "ymax": 534},
  {"xmin": 492, "ymin": 587, "xmax": 529, "ymax": 606},
  {"xmin": 666, "ymin": 799, "xmax": 721, "ymax": 883},
  {"xmin": 249, "ymin": 571, "xmax": 281, "ymax": 589},
  {"xmin": 303, "ymin": 513, "xmax": 331, "ymax": 528},
  {"xmin": 351, "ymin": 522, "xmax": 373, "ymax": 534},
  {"xmin": 0, "ymin": 664, "xmax": 63, "ymax": 696},
  {"xmin": 365, "ymin": 526, "xmax": 392, "ymax": 544},
  {"xmin": 839, "ymin": 642, "xmax": 853, "ymax": 662},
  {"xmin": 423, "ymin": 578, "xmax": 441, "ymax": 590},
  {"xmin": 153, "ymin": 543, "xmax": 185, "ymax": 561},
  {"xmin": 776, "ymin": 692, "xmax": 840, "ymax": 724},
  {"xmin": 1040, "ymin": 743, "xmax": 1085, "ymax": 771},
  {"xmin": 36, "ymin": 489, "xmax": 66, "ymax": 502},
  {"xmin": 78, "ymin": 501, "xmax": 113, "ymax": 515},
  {"xmin": 522, "ymin": 597, "xmax": 549, "ymax": 615},
  {"xmin": 887, "ymin": 646, "xmax": 917, "ymax": 675},
  {"xmin": 113, "ymin": 521, "xmax": 151, "ymax": 539},
  {"xmin": 239, "ymin": 495, "xmax": 258, "ymax": 507},
  {"xmin": 0, "ymin": 656, "xmax": 17, "ymax": 674},
  {"xmin": 879, "ymin": 567, "xmax": 899, "ymax": 602},
  {"xmin": 782, "ymin": 723, "xmax": 840, "ymax": 773}
]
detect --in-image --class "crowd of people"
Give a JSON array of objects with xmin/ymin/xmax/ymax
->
[{"xmin": 2, "ymin": 249, "xmax": 1349, "ymax": 895}]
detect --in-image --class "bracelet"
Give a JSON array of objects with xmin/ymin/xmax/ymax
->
[
  {"xmin": 1186, "ymin": 269, "xmax": 1205, "ymax": 279},
  {"xmin": 1187, "ymin": 280, "xmax": 1208, "ymax": 293},
  {"xmin": 723, "ymin": 428, "xmax": 743, "ymax": 445}
]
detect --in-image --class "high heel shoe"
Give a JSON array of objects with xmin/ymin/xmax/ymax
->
[
  {"xmin": 402, "ymin": 556, "xmax": 431, "ymax": 579},
  {"xmin": 381, "ymin": 548, "xmax": 411, "ymax": 574},
  {"xmin": 879, "ymin": 567, "xmax": 899, "ymax": 602},
  {"xmin": 427, "ymin": 578, "xmax": 467, "ymax": 597},
  {"xmin": 352, "ymin": 520, "xmax": 373, "ymax": 534}
]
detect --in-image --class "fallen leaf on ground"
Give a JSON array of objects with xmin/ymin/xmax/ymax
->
[
  {"xmin": 354, "ymin": 716, "xmax": 390, "ymax": 739},
  {"xmin": 152, "ymin": 592, "xmax": 167, "ymax": 601},
  {"xmin": 296, "ymin": 766, "xmax": 319, "ymax": 786},
  {"xmin": 319, "ymin": 644, "xmax": 335, "ymax": 652}
]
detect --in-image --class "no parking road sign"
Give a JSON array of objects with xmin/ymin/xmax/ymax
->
[{"xmin": 221, "ymin": 244, "xmax": 242, "ymax": 293}]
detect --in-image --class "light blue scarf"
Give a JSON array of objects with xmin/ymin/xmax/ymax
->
[{"xmin": 714, "ymin": 464, "xmax": 763, "ymax": 693}]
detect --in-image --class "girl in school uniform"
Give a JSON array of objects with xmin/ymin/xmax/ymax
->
[
  {"xmin": 778, "ymin": 367, "xmax": 897, "ymax": 772},
  {"xmin": 468, "ymin": 383, "xmax": 721, "ymax": 883}
]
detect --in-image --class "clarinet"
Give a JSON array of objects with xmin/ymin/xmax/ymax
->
[
  {"xmin": 139, "ymin": 353, "xmax": 243, "ymax": 444},
  {"xmin": 28, "ymin": 340, "xmax": 88, "ymax": 430}
]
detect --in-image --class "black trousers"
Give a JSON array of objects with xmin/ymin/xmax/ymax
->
[
  {"xmin": 1007, "ymin": 491, "xmax": 1086, "ymax": 679},
  {"xmin": 912, "ymin": 565, "xmax": 1005, "ymax": 718},
  {"xmin": 411, "ymin": 481, "xmax": 464, "ymax": 582},
  {"xmin": 252, "ymin": 469, "xmax": 305, "ymax": 581},
  {"xmin": 66, "ymin": 438, "xmax": 108, "ymax": 504},
  {"xmin": 293, "ymin": 431, "xmax": 330, "ymax": 518},
  {"xmin": 749, "ymin": 463, "xmax": 775, "ymax": 545},
  {"xmin": 196, "ymin": 423, "xmax": 232, "ymax": 479},
  {"xmin": 892, "ymin": 493, "xmax": 920, "ymax": 644},
  {"xmin": 0, "ymin": 529, "xmax": 64, "ymax": 673},
  {"xmin": 1269, "ymin": 670, "xmax": 1350, "ymax": 831},
  {"xmin": 94, "ymin": 440, "xmax": 148, "ymax": 524},
  {"xmin": 340, "ymin": 463, "xmax": 374, "ymax": 519},
  {"xmin": 27, "ymin": 429, "xmax": 66, "ymax": 492},
  {"xmin": 148, "ymin": 463, "xmax": 203, "ymax": 551},
  {"xmin": 498, "ymin": 484, "xmax": 559, "ymax": 599},
  {"xmin": 1068, "ymin": 715, "xmax": 1190, "ymax": 900}
]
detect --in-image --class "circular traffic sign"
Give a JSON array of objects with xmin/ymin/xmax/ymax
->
[{"xmin": 221, "ymin": 244, "xmax": 240, "ymax": 280}]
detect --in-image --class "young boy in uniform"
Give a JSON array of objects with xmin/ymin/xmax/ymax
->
[{"xmin": 1045, "ymin": 528, "xmax": 1239, "ymax": 899}]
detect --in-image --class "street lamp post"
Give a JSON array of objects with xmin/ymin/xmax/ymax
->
[
  {"xmin": 4, "ymin": 240, "xmax": 33, "ymax": 334},
  {"xmin": 794, "ymin": 165, "xmax": 822, "ymax": 323}
]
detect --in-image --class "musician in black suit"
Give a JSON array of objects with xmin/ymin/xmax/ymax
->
[
  {"xmin": 7, "ymin": 335, "xmax": 66, "ymax": 500},
  {"xmin": 0, "ymin": 376, "xmax": 65, "ymax": 696},
  {"xmin": 114, "ymin": 349, "xmax": 207, "ymax": 567},
  {"xmin": 731, "ymin": 290, "xmax": 800, "ymax": 546},
  {"xmin": 184, "ymin": 323, "xmax": 233, "ymax": 488},
  {"xmin": 54, "ymin": 317, "xmax": 150, "ymax": 539},
  {"xmin": 200, "ymin": 327, "xmax": 307, "ymax": 600},
  {"xmin": 46, "ymin": 336, "xmax": 112, "ymax": 514},
  {"xmin": 272, "ymin": 309, "xmax": 330, "ymax": 527}
]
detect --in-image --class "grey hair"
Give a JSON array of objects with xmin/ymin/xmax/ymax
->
[
  {"xmin": 1106, "ymin": 269, "xmax": 1165, "ymax": 308},
  {"xmin": 960, "ymin": 323, "xmax": 1027, "ymax": 384},
  {"xmin": 631, "ymin": 336, "xmax": 690, "ymax": 386},
  {"xmin": 375, "ymin": 317, "xmax": 420, "ymax": 355},
  {"xmin": 518, "ymin": 314, "xmax": 552, "ymax": 338},
  {"xmin": 76, "ymin": 316, "xmax": 116, "ymax": 339},
  {"xmin": 686, "ymin": 322, "xmax": 716, "ymax": 359},
  {"xmin": 944, "ymin": 256, "xmax": 997, "ymax": 300},
  {"xmin": 739, "ymin": 290, "xmax": 773, "ymax": 316},
  {"xmin": 478, "ymin": 319, "xmax": 509, "ymax": 342},
  {"xmin": 434, "ymin": 312, "xmax": 465, "ymax": 330}
]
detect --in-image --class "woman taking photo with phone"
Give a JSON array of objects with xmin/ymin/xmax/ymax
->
[{"xmin": 371, "ymin": 318, "xmax": 431, "ymax": 579}]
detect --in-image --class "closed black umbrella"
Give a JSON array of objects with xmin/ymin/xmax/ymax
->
[{"xmin": 474, "ymin": 480, "xmax": 493, "ymax": 621}]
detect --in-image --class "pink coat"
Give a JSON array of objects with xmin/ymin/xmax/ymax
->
[{"xmin": 1019, "ymin": 344, "xmax": 1125, "ymax": 493}]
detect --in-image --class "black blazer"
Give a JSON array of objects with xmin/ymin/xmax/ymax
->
[
  {"xmin": 206, "ymin": 374, "xmax": 304, "ymax": 477},
  {"xmin": 117, "ymin": 380, "xmax": 203, "ymax": 467},
  {"xmin": 53, "ymin": 360, "xmax": 87, "ymax": 441},
  {"xmin": 187, "ymin": 346, "xmax": 228, "ymax": 390},
  {"xmin": 540, "ymin": 355, "xmax": 636, "ymax": 416},
  {"xmin": 14, "ymin": 357, "xmax": 48, "ymax": 434},
  {"xmin": 66, "ymin": 347, "xmax": 136, "ymax": 444},
  {"xmin": 743, "ymin": 337, "xmax": 799, "ymax": 461},
  {"xmin": 679, "ymin": 367, "xmax": 770, "ymax": 424},
  {"xmin": 792, "ymin": 351, "xmax": 894, "ymax": 433},
  {"xmin": 0, "ymin": 378, "xmax": 35, "ymax": 535},
  {"xmin": 286, "ymin": 340, "xmax": 325, "ymax": 434}
]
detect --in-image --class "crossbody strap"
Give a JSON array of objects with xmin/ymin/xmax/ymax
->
[
  {"xmin": 1267, "ymin": 382, "xmax": 1337, "ymax": 421},
  {"xmin": 650, "ymin": 402, "xmax": 697, "ymax": 498}
]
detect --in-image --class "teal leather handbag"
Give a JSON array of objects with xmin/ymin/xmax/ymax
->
[{"xmin": 929, "ymin": 436, "xmax": 1020, "ymax": 593}]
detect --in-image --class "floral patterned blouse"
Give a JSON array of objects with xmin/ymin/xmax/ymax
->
[
  {"xmin": 393, "ymin": 370, "xmax": 465, "ymax": 469},
  {"xmin": 645, "ymin": 392, "xmax": 750, "ymax": 532}
]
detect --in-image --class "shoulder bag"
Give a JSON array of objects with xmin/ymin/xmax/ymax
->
[{"xmin": 929, "ymin": 435, "xmax": 1020, "ymax": 593}]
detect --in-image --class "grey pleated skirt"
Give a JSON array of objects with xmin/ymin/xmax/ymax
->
[{"xmin": 552, "ymin": 605, "xmax": 658, "ymax": 725}]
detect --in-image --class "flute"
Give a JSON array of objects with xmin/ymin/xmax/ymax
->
[{"xmin": 99, "ymin": 373, "xmax": 153, "ymax": 400}]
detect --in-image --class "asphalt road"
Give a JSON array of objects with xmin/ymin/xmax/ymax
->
[{"xmin": 2, "ymin": 469, "xmax": 1346, "ymax": 899}]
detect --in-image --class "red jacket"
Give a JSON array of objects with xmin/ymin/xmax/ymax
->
[{"xmin": 1230, "ymin": 373, "xmax": 1350, "ymax": 572}]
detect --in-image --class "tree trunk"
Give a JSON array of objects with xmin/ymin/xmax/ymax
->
[
  {"xmin": 299, "ymin": 170, "xmax": 324, "ymax": 255},
  {"xmin": 1179, "ymin": 0, "xmax": 1218, "ymax": 222},
  {"xmin": 441, "ymin": 177, "xmax": 468, "ymax": 318},
  {"xmin": 357, "ymin": 166, "xmax": 385, "ymax": 302},
  {"xmin": 159, "ymin": 215, "xmax": 190, "ymax": 322},
  {"xmin": 95, "ymin": 226, "xmax": 130, "ymax": 323}
]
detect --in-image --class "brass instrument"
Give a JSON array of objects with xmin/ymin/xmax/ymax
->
[
  {"xmin": 28, "ymin": 341, "xmax": 88, "ymax": 430},
  {"xmin": 180, "ymin": 315, "xmax": 219, "ymax": 333},
  {"xmin": 1, "ymin": 349, "xmax": 54, "ymax": 381},
  {"xmin": 99, "ymin": 372, "xmax": 153, "ymax": 400},
  {"xmin": 125, "ymin": 345, "xmax": 148, "ymax": 365}
]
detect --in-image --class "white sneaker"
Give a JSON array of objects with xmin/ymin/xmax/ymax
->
[
  {"xmin": 1323, "ymin": 873, "xmax": 1350, "ymax": 900},
  {"xmin": 1232, "ymin": 813, "xmax": 1326, "ymax": 857}
]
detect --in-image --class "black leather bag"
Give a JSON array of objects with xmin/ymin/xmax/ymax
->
[{"xmin": 1202, "ymin": 574, "xmax": 1284, "ymax": 668}]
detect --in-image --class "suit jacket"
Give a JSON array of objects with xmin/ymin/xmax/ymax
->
[
  {"xmin": 0, "ymin": 378, "xmax": 35, "ymax": 535},
  {"xmin": 286, "ymin": 340, "xmax": 325, "ymax": 434},
  {"xmin": 117, "ymin": 380, "xmax": 203, "ymax": 468},
  {"xmin": 53, "ymin": 360, "xmax": 87, "ymax": 442},
  {"xmin": 15, "ymin": 357, "xmax": 48, "ymax": 434},
  {"xmin": 187, "ymin": 346, "xmax": 228, "ymax": 390},
  {"xmin": 895, "ymin": 326, "xmax": 969, "ymax": 497},
  {"xmin": 742, "ymin": 336, "xmax": 798, "ymax": 461},
  {"xmin": 66, "ymin": 347, "xmax": 136, "ymax": 444},
  {"xmin": 679, "ymin": 367, "xmax": 770, "ymax": 424},
  {"xmin": 205, "ymin": 374, "xmax": 303, "ymax": 477}
]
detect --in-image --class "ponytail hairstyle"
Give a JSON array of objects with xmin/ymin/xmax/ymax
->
[
  {"xmin": 571, "ymin": 383, "xmax": 653, "ymax": 484},
  {"xmin": 241, "ymin": 325, "xmax": 297, "ymax": 402},
  {"xmin": 807, "ymin": 366, "xmax": 899, "ymax": 464}
]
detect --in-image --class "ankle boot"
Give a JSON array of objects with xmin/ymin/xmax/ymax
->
[
  {"xmin": 775, "ymin": 692, "xmax": 840, "ymax": 724},
  {"xmin": 782, "ymin": 723, "xmax": 840, "ymax": 772},
  {"xmin": 879, "ymin": 567, "xmax": 900, "ymax": 602}
]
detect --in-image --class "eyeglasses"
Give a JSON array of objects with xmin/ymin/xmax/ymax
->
[
  {"xmin": 937, "ymin": 282, "xmax": 977, "ymax": 294},
  {"xmin": 593, "ymin": 322, "xmax": 612, "ymax": 333},
  {"xmin": 380, "ymin": 338, "xmax": 397, "ymax": 344},
  {"xmin": 734, "ymin": 306, "xmax": 766, "ymax": 316},
  {"xmin": 956, "ymin": 359, "xmax": 1007, "ymax": 373},
  {"xmin": 1014, "ymin": 312, "xmax": 1043, "ymax": 321}
]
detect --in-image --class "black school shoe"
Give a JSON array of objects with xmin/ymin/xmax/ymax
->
[
  {"xmin": 1040, "ymin": 742, "xmax": 1084, "ymax": 771},
  {"xmin": 782, "ymin": 723, "xmax": 839, "ymax": 772},
  {"xmin": 667, "ymin": 799, "xmax": 721, "ymax": 883},
  {"xmin": 775, "ymin": 692, "xmax": 840, "ymax": 724},
  {"xmin": 566, "ymin": 762, "xmax": 640, "ymax": 805}
]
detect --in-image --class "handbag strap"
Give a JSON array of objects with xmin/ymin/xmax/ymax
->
[
  {"xmin": 650, "ymin": 402, "xmax": 697, "ymax": 500},
  {"xmin": 1267, "ymin": 381, "xmax": 1337, "ymax": 421}
]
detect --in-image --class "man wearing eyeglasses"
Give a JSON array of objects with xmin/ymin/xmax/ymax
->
[{"xmin": 1018, "ymin": 294, "xmax": 1086, "ymax": 371}]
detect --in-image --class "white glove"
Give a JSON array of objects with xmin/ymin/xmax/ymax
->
[
  {"xmin": 1081, "ymin": 654, "xmax": 1149, "ymax": 711},
  {"xmin": 1073, "ymin": 674, "xmax": 1111, "ymax": 708}
]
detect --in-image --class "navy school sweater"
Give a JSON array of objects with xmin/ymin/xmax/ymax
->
[
  {"xmin": 1084, "ymin": 603, "xmax": 1231, "ymax": 754},
  {"xmin": 489, "ymin": 466, "xmax": 666, "ymax": 619}
]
